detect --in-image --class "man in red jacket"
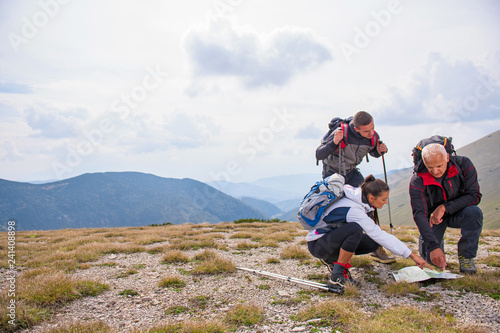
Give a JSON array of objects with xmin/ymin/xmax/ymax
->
[{"xmin": 409, "ymin": 143, "xmax": 482, "ymax": 274}]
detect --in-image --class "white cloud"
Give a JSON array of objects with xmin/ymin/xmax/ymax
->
[
  {"xmin": 102, "ymin": 111, "xmax": 223, "ymax": 155},
  {"xmin": 183, "ymin": 18, "xmax": 333, "ymax": 91},
  {"xmin": 371, "ymin": 52, "xmax": 500, "ymax": 126},
  {"xmin": 0, "ymin": 140, "xmax": 24, "ymax": 162},
  {"xmin": 164, "ymin": 112, "xmax": 220, "ymax": 149},
  {"xmin": 295, "ymin": 123, "xmax": 323, "ymax": 140},
  {"xmin": 25, "ymin": 104, "xmax": 89, "ymax": 139},
  {"xmin": 0, "ymin": 1, "xmax": 499, "ymax": 183}
]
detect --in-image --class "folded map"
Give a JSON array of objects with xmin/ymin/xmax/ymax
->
[{"xmin": 392, "ymin": 266, "xmax": 463, "ymax": 283}]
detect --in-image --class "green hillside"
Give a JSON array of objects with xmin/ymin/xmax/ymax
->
[
  {"xmin": 0, "ymin": 172, "xmax": 265, "ymax": 231},
  {"xmin": 378, "ymin": 130, "xmax": 500, "ymax": 229}
]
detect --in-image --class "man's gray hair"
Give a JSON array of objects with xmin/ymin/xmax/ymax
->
[{"xmin": 422, "ymin": 143, "xmax": 447, "ymax": 161}]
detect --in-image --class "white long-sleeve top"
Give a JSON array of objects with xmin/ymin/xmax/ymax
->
[{"xmin": 306, "ymin": 185, "xmax": 412, "ymax": 259}]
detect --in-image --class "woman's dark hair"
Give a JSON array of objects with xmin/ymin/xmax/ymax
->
[
  {"xmin": 361, "ymin": 175, "xmax": 389, "ymax": 225},
  {"xmin": 361, "ymin": 174, "xmax": 389, "ymax": 198}
]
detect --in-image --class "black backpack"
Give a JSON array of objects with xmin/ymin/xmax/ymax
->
[
  {"xmin": 412, "ymin": 135, "xmax": 456, "ymax": 167},
  {"xmin": 317, "ymin": 116, "xmax": 378, "ymax": 169},
  {"xmin": 322, "ymin": 117, "xmax": 353, "ymax": 145}
]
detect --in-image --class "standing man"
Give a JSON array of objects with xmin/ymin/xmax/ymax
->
[
  {"xmin": 316, "ymin": 111, "xmax": 394, "ymax": 263},
  {"xmin": 316, "ymin": 111, "xmax": 387, "ymax": 183},
  {"xmin": 409, "ymin": 143, "xmax": 482, "ymax": 274}
]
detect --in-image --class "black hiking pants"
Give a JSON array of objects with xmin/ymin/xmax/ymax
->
[
  {"xmin": 307, "ymin": 223, "xmax": 379, "ymax": 265},
  {"xmin": 419, "ymin": 205, "xmax": 483, "ymax": 261},
  {"xmin": 325, "ymin": 168, "xmax": 364, "ymax": 187}
]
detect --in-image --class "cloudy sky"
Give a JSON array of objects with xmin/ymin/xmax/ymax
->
[{"xmin": 1, "ymin": 0, "xmax": 499, "ymax": 184}]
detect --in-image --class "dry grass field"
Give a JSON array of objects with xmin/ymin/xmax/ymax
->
[{"xmin": 1, "ymin": 220, "xmax": 499, "ymax": 332}]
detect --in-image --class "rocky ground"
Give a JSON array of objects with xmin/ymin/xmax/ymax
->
[{"xmin": 10, "ymin": 227, "xmax": 500, "ymax": 332}]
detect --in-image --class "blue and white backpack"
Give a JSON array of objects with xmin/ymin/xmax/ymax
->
[{"xmin": 297, "ymin": 174, "xmax": 345, "ymax": 231}]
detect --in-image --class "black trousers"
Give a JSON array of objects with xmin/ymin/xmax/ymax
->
[
  {"xmin": 419, "ymin": 205, "xmax": 483, "ymax": 260},
  {"xmin": 308, "ymin": 223, "xmax": 379, "ymax": 264},
  {"xmin": 325, "ymin": 168, "xmax": 364, "ymax": 187}
]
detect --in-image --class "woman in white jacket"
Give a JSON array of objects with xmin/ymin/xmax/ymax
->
[{"xmin": 307, "ymin": 175, "xmax": 430, "ymax": 287}]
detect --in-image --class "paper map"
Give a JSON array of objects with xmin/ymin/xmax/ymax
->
[{"xmin": 392, "ymin": 266, "xmax": 463, "ymax": 283}]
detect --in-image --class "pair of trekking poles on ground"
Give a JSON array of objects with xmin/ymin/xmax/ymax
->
[
  {"xmin": 236, "ymin": 267, "xmax": 345, "ymax": 294},
  {"xmin": 238, "ymin": 142, "xmax": 393, "ymax": 294}
]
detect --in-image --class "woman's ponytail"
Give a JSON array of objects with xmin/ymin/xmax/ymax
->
[
  {"xmin": 361, "ymin": 174, "xmax": 389, "ymax": 198},
  {"xmin": 361, "ymin": 174, "xmax": 389, "ymax": 225}
]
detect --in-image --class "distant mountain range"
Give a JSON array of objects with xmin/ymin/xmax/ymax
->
[
  {"xmin": 0, "ymin": 172, "xmax": 265, "ymax": 231},
  {"xmin": 207, "ymin": 173, "xmax": 320, "ymax": 221}
]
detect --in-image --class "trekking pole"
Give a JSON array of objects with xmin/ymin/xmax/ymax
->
[
  {"xmin": 379, "ymin": 140, "xmax": 394, "ymax": 234},
  {"xmin": 236, "ymin": 267, "xmax": 344, "ymax": 294},
  {"xmin": 339, "ymin": 144, "xmax": 345, "ymax": 176}
]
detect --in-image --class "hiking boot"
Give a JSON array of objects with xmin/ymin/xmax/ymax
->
[
  {"xmin": 459, "ymin": 256, "xmax": 477, "ymax": 274},
  {"xmin": 329, "ymin": 272, "xmax": 350, "ymax": 287},
  {"xmin": 370, "ymin": 247, "xmax": 396, "ymax": 264},
  {"xmin": 343, "ymin": 267, "xmax": 361, "ymax": 287},
  {"xmin": 329, "ymin": 264, "xmax": 361, "ymax": 287}
]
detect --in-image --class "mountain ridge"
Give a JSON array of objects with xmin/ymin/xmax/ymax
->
[{"xmin": 0, "ymin": 172, "xmax": 266, "ymax": 231}]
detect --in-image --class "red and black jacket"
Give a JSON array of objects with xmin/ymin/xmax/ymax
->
[{"xmin": 409, "ymin": 155, "xmax": 481, "ymax": 252}]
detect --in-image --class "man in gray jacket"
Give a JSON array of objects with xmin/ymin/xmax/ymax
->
[
  {"xmin": 316, "ymin": 111, "xmax": 387, "ymax": 185},
  {"xmin": 316, "ymin": 111, "xmax": 393, "ymax": 263}
]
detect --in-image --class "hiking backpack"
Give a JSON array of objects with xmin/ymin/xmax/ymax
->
[
  {"xmin": 323, "ymin": 116, "xmax": 353, "ymax": 149},
  {"xmin": 317, "ymin": 116, "xmax": 379, "ymax": 170},
  {"xmin": 411, "ymin": 135, "xmax": 456, "ymax": 167},
  {"xmin": 297, "ymin": 174, "xmax": 345, "ymax": 231}
]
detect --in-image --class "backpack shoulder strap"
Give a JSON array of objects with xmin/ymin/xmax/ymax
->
[
  {"xmin": 371, "ymin": 131, "xmax": 379, "ymax": 148},
  {"xmin": 339, "ymin": 122, "xmax": 348, "ymax": 149}
]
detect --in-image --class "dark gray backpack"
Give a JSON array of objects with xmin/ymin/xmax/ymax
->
[
  {"xmin": 412, "ymin": 135, "xmax": 456, "ymax": 167},
  {"xmin": 297, "ymin": 174, "xmax": 344, "ymax": 231}
]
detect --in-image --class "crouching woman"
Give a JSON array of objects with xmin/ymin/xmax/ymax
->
[{"xmin": 307, "ymin": 175, "xmax": 430, "ymax": 287}]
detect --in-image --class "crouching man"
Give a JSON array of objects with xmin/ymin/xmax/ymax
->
[{"xmin": 409, "ymin": 143, "xmax": 483, "ymax": 274}]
